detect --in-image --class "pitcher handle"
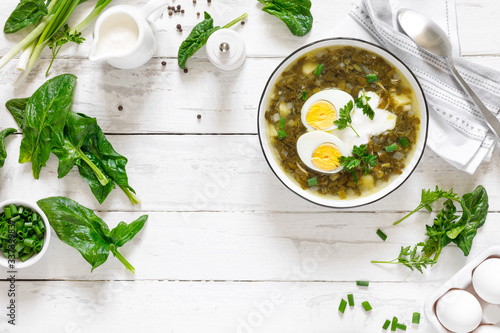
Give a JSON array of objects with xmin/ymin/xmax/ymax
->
[{"xmin": 140, "ymin": 0, "xmax": 168, "ymax": 19}]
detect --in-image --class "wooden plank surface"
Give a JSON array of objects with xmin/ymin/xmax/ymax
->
[{"xmin": 0, "ymin": 0, "xmax": 499, "ymax": 332}]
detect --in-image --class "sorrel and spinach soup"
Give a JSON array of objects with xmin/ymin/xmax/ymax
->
[{"xmin": 264, "ymin": 46, "xmax": 421, "ymax": 200}]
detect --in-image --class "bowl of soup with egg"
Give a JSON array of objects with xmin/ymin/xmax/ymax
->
[{"xmin": 258, "ymin": 38, "xmax": 428, "ymax": 208}]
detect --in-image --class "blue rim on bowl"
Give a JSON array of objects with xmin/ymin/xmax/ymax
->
[
  {"xmin": 0, "ymin": 199, "xmax": 51, "ymax": 269},
  {"xmin": 257, "ymin": 38, "xmax": 429, "ymax": 209}
]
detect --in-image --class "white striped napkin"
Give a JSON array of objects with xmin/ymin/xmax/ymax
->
[{"xmin": 328, "ymin": 0, "xmax": 500, "ymax": 174}]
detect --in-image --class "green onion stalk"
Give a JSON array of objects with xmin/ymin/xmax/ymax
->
[{"xmin": 0, "ymin": 0, "xmax": 114, "ymax": 88}]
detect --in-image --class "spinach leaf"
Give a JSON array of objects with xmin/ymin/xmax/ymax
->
[
  {"xmin": 257, "ymin": 0, "xmax": 313, "ymax": 37},
  {"xmin": 37, "ymin": 196, "xmax": 147, "ymax": 273},
  {"xmin": 178, "ymin": 12, "xmax": 248, "ymax": 69},
  {"xmin": 76, "ymin": 152, "xmax": 115, "ymax": 204},
  {"xmin": 19, "ymin": 74, "xmax": 76, "ymax": 179},
  {"xmin": 452, "ymin": 185, "xmax": 488, "ymax": 256},
  {"xmin": 4, "ymin": 0, "xmax": 48, "ymax": 33},
  {"xmin": 0, "ymin": 128, "xmax": 17, "ymax": 168},
  {"xmin": 5, "ymin": 98, "xmax": 29, "ymax": 128}
]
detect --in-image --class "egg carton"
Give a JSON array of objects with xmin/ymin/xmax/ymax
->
[{"xmin": 425, "ymin": 246, "xmax": 500, "ymax": 332}]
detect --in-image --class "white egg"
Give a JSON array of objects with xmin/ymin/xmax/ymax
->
[
  {"xmin": 296, "ymin": 131, "xmax": 349, "ymax": 174},
  {"xmin": 436, "ymin": 289, "xmax": 482, "ymax": 333},
  {"xmin": 301, "ymin": 89, "xmax": 354, "ymax": 131},
  {"xmin": 328, "ymin": 90, "xmax": 397, "ymax": 151},
  {"xmin": 473, "ymin": 325, "xmax": 500, "ymax": 333},
  {"xmin": 473, "ymin": 259, "xmax": 500, "ymax": 305}
]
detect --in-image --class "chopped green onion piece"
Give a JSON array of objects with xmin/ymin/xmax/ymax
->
[
  {"xmin": 376, "ymin": 229, "xmax": 387, "ymax": 241},
  {"xmin": 338, "ymin": 298, "xmax": 347, "ymax": 314},
  {"xmin": 302, "ymin": 91, "xmax": 308, "ymax": 101},
  {"xmin": 347, "ymin": 293, "xmax": 354, "ymax": 306},
  {"xmin": 277, "ymin": 129, "xmax": 287, "ymax": 140},
  {"xmin": 391, "ymin": 317, "xmax": 398, "ymax": 331},
  {"xmin": 307, "ymin": 177, "xmax": 318, "ymax": 187},
  {"xmin": 383, "ymin": 319, "xmax": 391, "ymax": 330},
  {"xmin": 9, "ymin": 204, "xmax": 18, "ymax": 215},
  {"xmin": 361, "ymin": 301, "xmax": 372, "ymax": 311},
  {"xmin": 314, "ymin": 64, "xmax": 324, "ymax": 76},
  {"xmin": 4, "ymin": 207, "xmax": 12, "ymax": 219},
  {"xmin": 385, "ymin": 143, "xmax": 398, "ymax": 152},
  {"xmin": 356, "ymin": 280, "xmax": 369, "ymax": 287},
  {"xmin": 366, "ymin": 74, "xmax": 378, "ymax": 83},
  {"xmin": 412, "ymin": 312, "xmax": 420, "ymax": 324},
  {"xmin": 279, "ymin": 117, "xmax": 286, "ymax": 129},
  {"xmin": 399, "ymin": 137, "xmax": 410, "ymax": 148},
  {"xmin": 396, "ymin": 323, "xmax": 407, "ymax": 331}
]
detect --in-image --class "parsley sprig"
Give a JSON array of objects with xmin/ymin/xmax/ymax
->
[
  {"xmin": 333, "ymin": 100, "xmax": 359, "ymax": 136},
  {"xmin": 339, "ymin": 144, "xmax": 377, "ymax": 183},
  {"xmin": 355, "ymin": 90, "xmax": 375, "ymax": 120},
  {"xmin": 47, "ymin": 24, "xmax": 85, "ymax": 76},
  {"xmin": 393, "ymin": 187, "xmax": 460, "ymax": 225},
  {"xmin": 371, "ymin": 245, "xmax": 437, "ymax": 274},
  {"xmin": 372, "ymin": 185, "xmax": 488, "ymax": 273}
]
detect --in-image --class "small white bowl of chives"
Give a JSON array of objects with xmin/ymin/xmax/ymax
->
[{"xmin": 0, "ymin": 199, "xmax": 51, "ymax": 269}]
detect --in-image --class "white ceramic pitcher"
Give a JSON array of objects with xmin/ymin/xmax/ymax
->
[{"xmin": 89, "ymin": 0, "xmax": 167, "ymax": 69}]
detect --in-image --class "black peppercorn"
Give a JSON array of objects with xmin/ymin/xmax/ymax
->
[
  {"xmin": 176, "ymin": 24, "xmax": 181, "ymax": 30},
  {"xmin": 161, "ymin": 61, "xmax": 166, "ymax": 66},
  {"xmin": 118, "ymin": 106, "xmax": 123, "ymax": 111},
  {"xmin": 184, "ymin": 68, "xmax": 188, "ymax": 73},
  {"xmin": 197, "ymin": 114, "xmax": 201, "ymax": 119}
]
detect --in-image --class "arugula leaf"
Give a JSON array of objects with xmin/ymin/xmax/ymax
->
[
  {"xmin": 0, "ymin": 128, "xmax": 17, "ymax": 168},
  {"xmin": 37, "ymin": 196, "xmax": 147, "ymax": 273},
  {"xmin": 334, "ymin": 100, "xmax": 359, "ymax": 136},
  {"xmin": 355, "ymin": 90, "xmax": 375, "ymax": 120},
  {"xmin": 46, "ymin": 24, "xmax": 85, "ymax": 76},
  {"xmin": 5, "ymin": 98, "xmax": 29, "ymax": 128},
  {"xmin": 257, "ymin": 0, "xmax": 313, "ymax": 37},
  {"xmin": 178, "ymin": 12, "xmax": 248, "ymax": 69},
  {"xmin": 19, "ymin": 73, "xmax": 76, "ymax": 179},
  {"xmin": 4, "ymin": 0, "xmax": 48, "ymax": 33}
]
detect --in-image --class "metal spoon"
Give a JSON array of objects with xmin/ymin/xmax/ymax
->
[{"xmin": 397, "ymin": 8, "xmax": 500, "ymax": 139}]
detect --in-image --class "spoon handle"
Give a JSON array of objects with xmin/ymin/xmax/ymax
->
[{"xmin": 447, "ymin": 58, "xmax": 500, "ymax": 140}]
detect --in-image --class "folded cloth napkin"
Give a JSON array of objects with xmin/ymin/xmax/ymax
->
[{"xmin": 329, "ymin": 0, "xmax": 500, "ymax": 174}]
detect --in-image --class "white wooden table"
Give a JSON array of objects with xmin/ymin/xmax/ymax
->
[{"xmin": 1, "ymin": 0, "xmax": 500, "ymax": 332}]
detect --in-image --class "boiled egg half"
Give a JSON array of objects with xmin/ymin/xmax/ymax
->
[
  {"xmin": 296, "ymin": 131, "xmax": 349, "ymax": 174},
  {"xmin": 301, "ymin": 89, "xmax": 354, "ymax": 131}
]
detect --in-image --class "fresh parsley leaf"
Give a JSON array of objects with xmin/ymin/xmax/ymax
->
[
  {"xmin": 355, "ymin": 90, "xmax": 375, "ymax": 120},
  {"xmin": 47, "ymin": 24, "xmax": 85, "ymax": 76},
  {"xmin": 339, "ymin": 144, "xmax": 377, "ymax": 182},
  {"xmin": 371, "ymin": 245, "xmax": 437, "ymax": 274},
  {"xmin": 334, "ymin": 100, "xmax": 359, "ymax": 136}
]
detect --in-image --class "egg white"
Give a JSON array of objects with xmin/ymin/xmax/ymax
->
[{"xmin": 296, "ymin": 131, "xmax": 349, "ymax": 174}]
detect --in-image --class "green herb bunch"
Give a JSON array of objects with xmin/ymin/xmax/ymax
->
[
  {"xmin": 338, "ymin": 144, "xmax": 377, "ymax": 183},
  {"xmin": 372, "ymin": 185, "xmax": 489, "ymax": 272}
]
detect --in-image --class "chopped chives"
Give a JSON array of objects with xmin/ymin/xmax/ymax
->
[
  {"xmin": 412, "ymin": 312, "xmax": 420, "ymax": 324},
  {"xmin": 314, "ymin": 64, "xmax": 324, "ymax": 76},
  {"xmin": 9, "ymin": 204, "xmax": 18, "ymax": 215},
  {"xmin": 399, "ymin": 137, "xmax": 410, "ymax": 148},
  {"xmin": 347, "ymin": 294, "xmax": 354, "ymax": 306},
  {"xmin": 366, "ymin": 74, "xmax": 379, "ymax": 83},
  {"xmin": 277, "ymin": 129, "xmax": 287, "ymax": 140},
  {"xmin": 376, "ymin": 229, "xmax": 387, "ymax": 241},
  {"xmin": 385, "ymin": 143, "xmax": 398, "ymax": 152},
  {"xmin": 302, "ymin": 91, "xmax": 308, "ymax": 101},
  {"xmin": 307, "ymin": 177, "xmax": 318, "ymax": 186},
  {"xmin": 338, "ymin": 298, "xmax": 347, "ymax": 314},
  {"xmin": 361, "ymin": 301, "xmax": 372, "ymax": 311},
  {"xmin": 382, "ymin": 319, "xmax": 391, "ymax": 330},
  {"xmin": 4, "ymin": 206, "xmax": 12, "ymax": 219},
  {"xmin": 396, "ymin": 323, "xmax": 407, "ymax": 331},
  {"xmin": 356, "ymin": 280, "xmax": 369, "ymax": 287},
  {"xmin": 391, "ymin": 317, "xmax": 398, "ymax": 331},
  {"xmin": 279, "ymin": 117, "xmax": 286, "ymax": 129}
]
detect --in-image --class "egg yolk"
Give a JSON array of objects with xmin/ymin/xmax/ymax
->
[
  {"xmin": 306, "ymin": 100, "xmax": 337, "ymax": 130},
  {"xmin": 311, "ymin": 143, "xmax": 342, "ymax": 171}
]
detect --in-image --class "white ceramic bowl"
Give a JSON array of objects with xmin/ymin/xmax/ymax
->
[
  {"xmin": 257, "ymin": 38, "xmax": 428, "ymax": 208},
  {"xmin": 0, "ymin": 199, "xmax": 51, "ymax": 269}
]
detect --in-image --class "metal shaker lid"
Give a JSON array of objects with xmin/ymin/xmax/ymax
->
[{"xmin": 206, "ymin": 29, "xmax": 246, "ymax": 71}]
